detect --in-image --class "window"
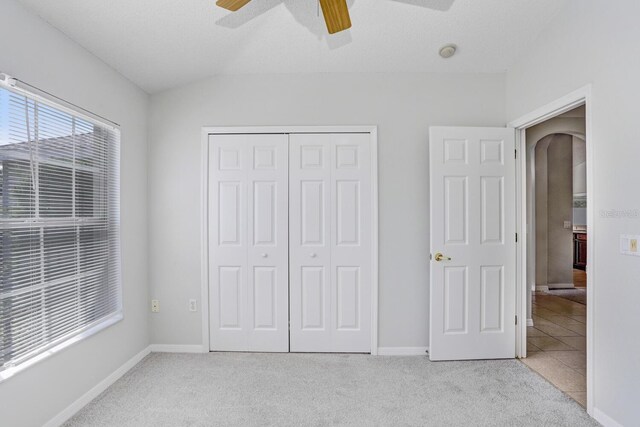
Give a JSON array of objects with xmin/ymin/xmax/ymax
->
[{"xmin": 0, "ymin": 84, "xmax": 121, "ymax": 378}]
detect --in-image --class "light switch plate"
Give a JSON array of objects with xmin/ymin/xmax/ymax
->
[
  {"xmin": 620, "ymin": 235, "xmax": 640, "ymax": 256},
  {"xmin": 564, "ymin": 221, "xmax": 572, "ymax": 229}
]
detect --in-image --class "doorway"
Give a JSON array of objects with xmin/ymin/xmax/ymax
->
[{"xmin": 511, "ymin": 87, "xmax": 593, "ymax": 412}]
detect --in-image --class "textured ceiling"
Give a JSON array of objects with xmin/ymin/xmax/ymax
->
[{"xmin": 17, "ymin": 0, "xmax": 567, "ymax": 94}]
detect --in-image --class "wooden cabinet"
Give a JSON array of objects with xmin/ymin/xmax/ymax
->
[{"xmin": 574, "ymin": 232, "xmax": 587, "ymax": 270}]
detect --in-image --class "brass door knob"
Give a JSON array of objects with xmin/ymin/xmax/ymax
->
[{"xmin": 434, "ymin": 252, "xmax": 451, "ymax": 262}]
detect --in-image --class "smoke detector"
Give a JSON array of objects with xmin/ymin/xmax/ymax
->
[{"xmin": 439, "ymin": 44, "xmax": 457, "ymax": 59}]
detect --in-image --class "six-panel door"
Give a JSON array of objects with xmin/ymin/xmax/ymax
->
[
  {"xmin": 209, "ymin": 134, "xmax": 289, "ymax": 352},
  {"xmin": 429, "ymin": 127, "xmax": 516, "ymax": 361},
  {"xmin": 209, "ymin": 132, "xmax": 373, "ymax": 353},
  {"xmin": 289, "ymin": 134, "xmax": 372, "ymax": 353}
]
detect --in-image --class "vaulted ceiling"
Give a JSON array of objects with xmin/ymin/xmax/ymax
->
[{"xmin": 18, "ymin": 0, "xmax": 567, "ymax": 93}]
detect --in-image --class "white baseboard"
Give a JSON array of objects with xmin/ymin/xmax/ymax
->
[
  {"xmin": 44, "ymin": 346, "xmax": 151, "ymax": 427},
  {"xmin": 535, "ymin": 285, "xmax": 549, "ymax": 292},
  {"xmin": 377, "ymin": 347, "xmax": 429, "ymax": 356},
  {"xmin": 527, "ymin": 318, "xmax": 534, "ymax": 327},
  {"xmin": 593, "ymin": 407, "xmax": 623, "ymax": 427},
  {"xmin": 149, "ymin": 344, "xmax": 205, "ymax": 353}
]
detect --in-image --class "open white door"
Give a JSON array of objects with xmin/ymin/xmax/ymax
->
[{"xmin": 429, "ymin": 127, "xmax": 516, "ymax": 361}]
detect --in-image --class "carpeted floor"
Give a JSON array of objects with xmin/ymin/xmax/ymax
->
[{"xmin": 64, "ymin": 353, "xmax": 599, "ymax": 427}]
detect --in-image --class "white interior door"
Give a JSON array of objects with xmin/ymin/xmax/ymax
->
[
  {"xmin": 429, "ymin": 127, "xmax": 516, "ymax": 360},
  {"xmin": 289, "ymin": 133, "xmax": 372, "ymax": 353},
  {"xmin": 209, "ymin": 134, "xmax": 289, "ymax": 352}
]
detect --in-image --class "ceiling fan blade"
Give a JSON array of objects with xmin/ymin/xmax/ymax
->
[
  {"xmin": 216, "ymin": 0, "xmax": 252, "ymax": 12},
  {"xmin": 319, "ymin": 0, "xmax": 352, "ymax": 34}
]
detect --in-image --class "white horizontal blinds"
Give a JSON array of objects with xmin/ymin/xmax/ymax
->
[{"xmin": 0, "ymin": 86, "xmax": 121, "ymax": 371}]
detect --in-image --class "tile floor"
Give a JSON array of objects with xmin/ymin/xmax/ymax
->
[{"xmin": 521, "ymin": 290, "xmax": 587, "ymax": 407}]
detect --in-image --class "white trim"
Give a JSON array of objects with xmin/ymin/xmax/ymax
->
[
  {"xmin": 377, "ymin": 347, "xmax": 429, "ymax": 356},
  {"xmin": 0, "ymin": 313, "xmax": 123, "ymax": 383},
  {"xmin": 370, "ymin": 127, "xmax": 379, "ymax": 355},
  {"xmin": 43, "ymin": 345, "xmax": 151, "ymax": 427},
  {"xmin": 510, "ymin": 85, "xmax": 594, "ymax": 415},
  {"xmin": 149, "ymin": 344, "xmax": 205, "ymax": 353},
  {"xmin": 200, "ymin": 129, "xmax": 211, "ymax": 353},
  {"xmin": 515, "ymin": 124, "xmax": 526, "ymax": 360},
  {"xmin": 592, "ymin": 408, "xmax": 624, "ymax": 427},
  {"xmin": 527, "ymin": 318, "xmax": 534, "ymax": 327},
  {"xmin": 0, "ymin": 74, "xmax": 120, "ymax": 132},
  {"xmin": 201, "ymin": 126, "xmax": 379, "ymax": 355},
  {"xmin": 202, "ymin": 125, "xmax": 376, "ymax": 135},
  {"xmin": 508, "ymin": 86, "xmax": 591, "ymax": 129}
]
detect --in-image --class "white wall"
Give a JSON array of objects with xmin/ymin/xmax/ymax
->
[
  {"xmin": 545, "ymin": 135, "xmax": 574, "ymax": 285},
  {"xmin": 507, "ymin": 0, "xmax": 640, "ymax": 424},
  {"xmin": 0, "ymin": 1, "xmax": 150, "ymax": 426},
  {"xmin": 148, "ymin": 72, "xmax": 506, "ymax": 349}
]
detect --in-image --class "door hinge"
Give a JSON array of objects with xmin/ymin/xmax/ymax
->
[
  {"xmin": 515, "ymin": 233, "xmax": 518, "ymax": 243},
  {"xmin": 515, "ymin": 149, "xmax": 517, "ymax": 159},
  {"xmin": 429, "ymin": 253, "xmax": 432, "ymax": 260},
  {"xmin": 515, "ymin": 315, "xmax": 518, "ymax": 325}
]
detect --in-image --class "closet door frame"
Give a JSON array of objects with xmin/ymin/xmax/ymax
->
[{"xmin": 201, "ymin": 126, "xmax": 379, "ymax": 355}]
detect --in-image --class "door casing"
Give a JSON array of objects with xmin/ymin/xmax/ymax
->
[
  {"xmin": 201, "ymin": 126, "xmax": 379, "ymax": 355},
  {"xmin": 509, "ymin": 85, "xmax": 594, "ymax": 415}
]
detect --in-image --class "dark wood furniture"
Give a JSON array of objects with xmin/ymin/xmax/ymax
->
[{"xmin": 573, "ymin": 232, "xmax": 587, "ymax": 270}]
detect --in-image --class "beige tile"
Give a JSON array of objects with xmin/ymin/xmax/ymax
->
[
  {"xmin": 527, "ymin": 341, "xmax": 542, "ymax": 352},
  {"xmin": 534, "ymin": 323, "xmax": 581, "ymax": 337},
  {"xmin": 520, "ymin": 356, "xmax": 586, "ymax": 392},
  {"xmin": 531, "ymin": 315, "xmax": 555, "ymax": 326},
  {"xmin": 559, "ymin": 322, "xmax": 586, "ymax": 336},
  {"xmin": 567, "ymin": 391, "xmax": 587, "ymax": 407},
  {"xmin": 522, "ymin": 350, "xmax": 555, "ymax": 361},
  {"xmin": 532, "ymin": 308, "xmax": 560, "ymax": 319},
  {"xmin": 549, "ymin": 351, "xmax": 587, "ymax": 369},
  {"xmin": 543, "ymin": 315, "xmax": 586, "ymax": 329},
  {"xmin": 527, "ymin": 327, "xmax": 549, "ymax": 337},
  {"xmin": 527, "ymin": 336, "xmax": 575, "ymax": 351},
  {"xmin": 556, "ymin": 336, "xmax": 587, "ymax": 351},
  {"xmin": 567, "ymin": 315, "xmax": 586, "ymax": 324}
]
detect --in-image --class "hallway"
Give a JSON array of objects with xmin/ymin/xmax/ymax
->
[{"xmin": 522, "ymin": 292, "xmax": 587, "ymax": 407}]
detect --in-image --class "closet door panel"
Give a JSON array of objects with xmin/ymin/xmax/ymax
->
[
  {"xmin": 209, "ymin": 136, "xmax": 248, "ymax": 351},
  {"xmin": 289, "ymin": 135, "xmax": 332, "ymax": 352},
  {"xmin": 290, "ymin": 133, "xmax": 372, "ymax": 353},
  {"xmin": 247, "ymin": 136, "xmax": 289, "ymax": 352},
  {"xmin": 331, "ymin": 134, "xmax": 371, "ymax": 352},
  {"xmin": 209, "ymin": 134, "xmax": 288, "ymax": 352}
]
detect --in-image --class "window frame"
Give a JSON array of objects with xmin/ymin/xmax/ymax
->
[{"xmin": 0, "ymin": 79, "xmax": 123, "ymax": 383}]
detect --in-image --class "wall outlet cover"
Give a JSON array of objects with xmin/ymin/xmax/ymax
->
[
  {"xmin": 151, "ymin": 299, "xmax": 160, "ymax": 313},
  {"xmin": 620, "ymin": 235, "xmax": 640, "ymax": 257}
]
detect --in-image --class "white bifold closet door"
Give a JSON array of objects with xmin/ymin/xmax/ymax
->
[
  {"xmin": 289, "ymin": 134, "xmax": 372, "ymax": 353},
  {"xmin": 208, "ymin": 134, "xmax": 289, "ymax": 352}
]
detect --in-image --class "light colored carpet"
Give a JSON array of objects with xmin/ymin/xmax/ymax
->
[{"xmin": 64, "ymin": 353, "xmax": 599, "ymax": 427}]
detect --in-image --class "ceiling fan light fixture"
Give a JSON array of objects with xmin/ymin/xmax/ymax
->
[{"xmin": 439, "ymin": 44, "xmax": 457, "ymax": 59}]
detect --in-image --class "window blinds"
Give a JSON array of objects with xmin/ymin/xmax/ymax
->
[{"xmin": 0, "ymin": 84, "xmax": 121, "ymax": 373}]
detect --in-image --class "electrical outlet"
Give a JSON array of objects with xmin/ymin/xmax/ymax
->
[
  {"xmin": 151, "ymin": 299, "xmax": 160, "ymax": 313},
  {"xmin": 189, "ymin": 299, "xmax": 197, "ymax": 312},
  {"xmin": 621, "ymin": 235, "xmax": 640, "ymax": 256}
]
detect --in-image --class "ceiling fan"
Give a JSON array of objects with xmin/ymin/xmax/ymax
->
[{"xmin": 216, "ymin": 0, "xmax": 352, "ymax": 34}]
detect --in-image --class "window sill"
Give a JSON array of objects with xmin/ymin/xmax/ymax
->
[{"xmin": 0, "ymin": 311, "xmax": 123, "ymax": 384}]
